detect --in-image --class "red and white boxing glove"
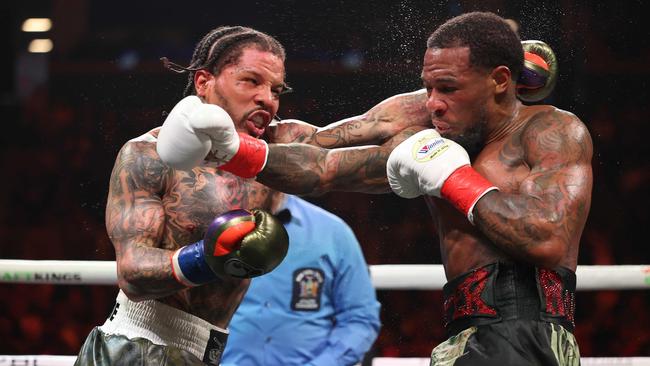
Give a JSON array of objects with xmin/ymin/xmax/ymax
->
[
  {"xmin": 387, "ymin": 129, "xmax": 498, "ymax": 224},
  {"xmin": 156, "ymin": 96, "xmax": 268, "ymax": 178}
]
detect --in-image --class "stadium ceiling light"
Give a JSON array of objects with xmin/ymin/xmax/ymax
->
[
  {"xmin": 22, "ymin": 18, "xmax": 52, "ymax": 32},
  {"xmin": 28, "ymin": 39, "xmax": 53, "ymax": 53}
]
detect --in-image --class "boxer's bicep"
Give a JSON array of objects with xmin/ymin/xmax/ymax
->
[
  {"xmin": 474, "ymin": 110, "xmax": 592, "ymax": 267},
  {"xmin": 106, "ymin": 142, "xmax": 176, "ymax": 294},
  {"xmin": 519, "ymin": 110, "xmax": 593, "ymax": 246}
]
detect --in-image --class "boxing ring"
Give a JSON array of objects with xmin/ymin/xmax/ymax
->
[{"xmin": 1, "ymin": 259, "xmax": 649, "ymax": 365}]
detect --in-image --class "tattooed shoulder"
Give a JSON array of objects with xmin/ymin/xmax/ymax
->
[
  {"xmin": 110, "ymin": 139, "xmax": 170, "ymax": 195},
  {"xmin": 521, "ymin": 108, "xmax": 593, "ymax": 168}
]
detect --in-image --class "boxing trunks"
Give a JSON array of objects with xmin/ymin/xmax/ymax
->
[
  {"xmin": 74, "ymin": 290, "xmax": 229, "ymax": 366},
  {"xmin": 430, "ymin": 262, "xmax": 580, "ymax": 366}
]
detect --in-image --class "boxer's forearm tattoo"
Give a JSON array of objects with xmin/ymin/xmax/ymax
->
[
  {"xmin": 474, "ymin": 111, "xmax": 593, "ymax": 262},
  {"xmin": 106, "ymin": 142, "xmax": 184, "ymax": 297},
  {"xmin": 318, "ymin": 90, "xmax": 429, "ymax": 147},
  {"xmin": 259, "ymin": 126, "xmax": 424, "ymax": 195},
  {"xmin": 275, "ymin": 90, "xmax": 429, "ymax": 148},
  {"xmin": 260, "ymin": 144, "xmax": 388, "ymax": 194},
  {"xmin": 275, "ymin": 117, "xmax": 379, "ymax": 147},
  {"xmin": 266, "ymin": 122, "xmax": 318, "ymax": 144},
  {"xmin": 311, "ymin": 119, "xmax": 368, "ymax": 147}
]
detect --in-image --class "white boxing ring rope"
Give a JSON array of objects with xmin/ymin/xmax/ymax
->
[
  {"xmin": 1, "ymin": 260, "xmax": 649, "ymax": 290},
  {"xmin": 1, "ymin": 260, "xmax": 649, "ymax": 366}
]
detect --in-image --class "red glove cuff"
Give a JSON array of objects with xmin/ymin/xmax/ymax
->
[
  {"xmin": 220, "ymin": 133, "xmax": 268, "ymax": 178},
  {"xmin": 440, "ymin": 165, "xmax": 498, "ymax": 224}
]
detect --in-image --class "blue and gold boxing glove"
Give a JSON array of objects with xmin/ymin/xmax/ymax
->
[{"xmin": 171, "ymin": 209, "xmax": 289, "ymax": 286}]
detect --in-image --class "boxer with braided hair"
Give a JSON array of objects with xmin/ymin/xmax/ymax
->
[
  {"xmin": 74, "ymin": 26, "xmax": 291, "ymax": 366},
  {"xmin": 159, "ymin": 12, "xmax": 589, "ymax": 366},
  {"xmin": 161, "ymin": 26, "xmax": 288, "ymax": 98}
]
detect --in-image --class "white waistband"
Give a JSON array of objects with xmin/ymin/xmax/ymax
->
[{"xmin": 99, "ymin": 290, "xmax": 228, "ymax": 360}]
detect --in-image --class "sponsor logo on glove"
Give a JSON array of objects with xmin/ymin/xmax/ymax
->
[{"xmin": 412, "ymin": 132, "xmax": 450, "ymax": 162}]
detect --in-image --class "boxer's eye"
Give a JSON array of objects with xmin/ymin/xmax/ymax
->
[
  {"xmin": 271, "ymin": 88, "xmax": 283, "ymax": 97},
  {"xmin": 438, "ymin": 86, "xmax": 457, "ymax": 94},
  {"xmin": 277, "ymin": 84, "xmax": 293, "ymax": 96},
  {"xmin": 244, "ymin": 78, "xmax": 259, "ymax": 85}
]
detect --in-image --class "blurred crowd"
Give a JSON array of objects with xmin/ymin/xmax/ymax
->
[{"xmin": 1, "ymin": 0, "xmax": 649, "ymax": 359}]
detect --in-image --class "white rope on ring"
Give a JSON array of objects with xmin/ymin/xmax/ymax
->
[
  {"xmin": 0, "ymin": 355, "xmax": 76, "ymax": 366},
  {"xmin": 1, "ymin": 261, "xmax": 648, "ymax": 365},
  {"xmin": 0, "ymin": 259, "xmax": 649, "ymax": 290},
  {"xmin": 1, "ymin": 355, "xmax": 649, "ymax": 366},
  {"xmin": 369, "ymin": 264, "xmax": 650, "ymax": 290},
  {"xmin": 372, "ymin": 357, "xmax": 650, "ymax": 366}
]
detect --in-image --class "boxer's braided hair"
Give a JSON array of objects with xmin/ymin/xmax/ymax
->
[
  {"xmin": 161, "ymin": 26, "xmax": 286, "ymax": 97},
  {"xmin": 427, "ymin": 12, "xmax": 523, "ymax": 80}
]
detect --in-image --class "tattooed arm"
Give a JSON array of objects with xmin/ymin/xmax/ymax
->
[
  {"xmin": 473, "ymin": 110, "xmax": 593, "ymax": 269},
  {"xmin": 106, "ymin": 140, "xmax": 183, "ymax": 301},
  {"xmin": 257, "ymin": 125, "xmax": 425, "ymax": 195},
  {"xmin": 265, "ymin": 89, "xmax": 430, "ymax": 146}
]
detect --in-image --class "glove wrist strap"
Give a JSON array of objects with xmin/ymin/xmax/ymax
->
[
  {"xmin": 219, "ymin": 133, "xmax": 268, "ymax": 178},
  {"xmin": 171, "ymin": 241, "xmax": 219, "ymax": 287},
  {"xmin": 440, "ymin": 165, "xmax": 499, "ymax": 225}
]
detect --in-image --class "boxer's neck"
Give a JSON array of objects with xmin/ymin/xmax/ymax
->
[{"xmin": 486, "ymin": 99, "xmax": 524, "ymax": 145}]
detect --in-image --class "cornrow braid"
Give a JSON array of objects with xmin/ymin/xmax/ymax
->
[{"xmin": 160, "ymin": 26, "xmax": 286, "ymax": 97}]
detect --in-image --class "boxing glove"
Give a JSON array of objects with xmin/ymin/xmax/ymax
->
[
  {"xmin": 156, "ymin": 96, "xmax": 268, "ymax": 178},
  {"xmin": 171, "ymin": 208, "xmax": 289, "ymax": 286},
  {"xmin": 516, "ymin": 40, "xmax": 558, "ymax": 103},
  {"xmin": 386, "ymin": 129, "xmax": 498, "ymax": 224}
]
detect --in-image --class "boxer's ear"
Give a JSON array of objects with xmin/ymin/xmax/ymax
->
[
  {"xmin": 194, "ymin": 70, "xmax": 213, "ymax": 98},
  {"xmin": 491, "ymin": 65, "xmax": 511, "ymax": 95}
]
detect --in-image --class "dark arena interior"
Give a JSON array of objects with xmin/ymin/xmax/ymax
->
[{"xmin": 1, "ymin": 0, "xmax": 649, "ymax": 364}]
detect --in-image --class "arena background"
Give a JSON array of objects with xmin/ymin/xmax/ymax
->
[{"xmin": 1, "ymin": 0, "xmax": 649, "ymax": 360}]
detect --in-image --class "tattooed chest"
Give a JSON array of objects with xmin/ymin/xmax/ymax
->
[{"xmin": 160, "ymin": 169, "xmax": 276, "ymax": 247}]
